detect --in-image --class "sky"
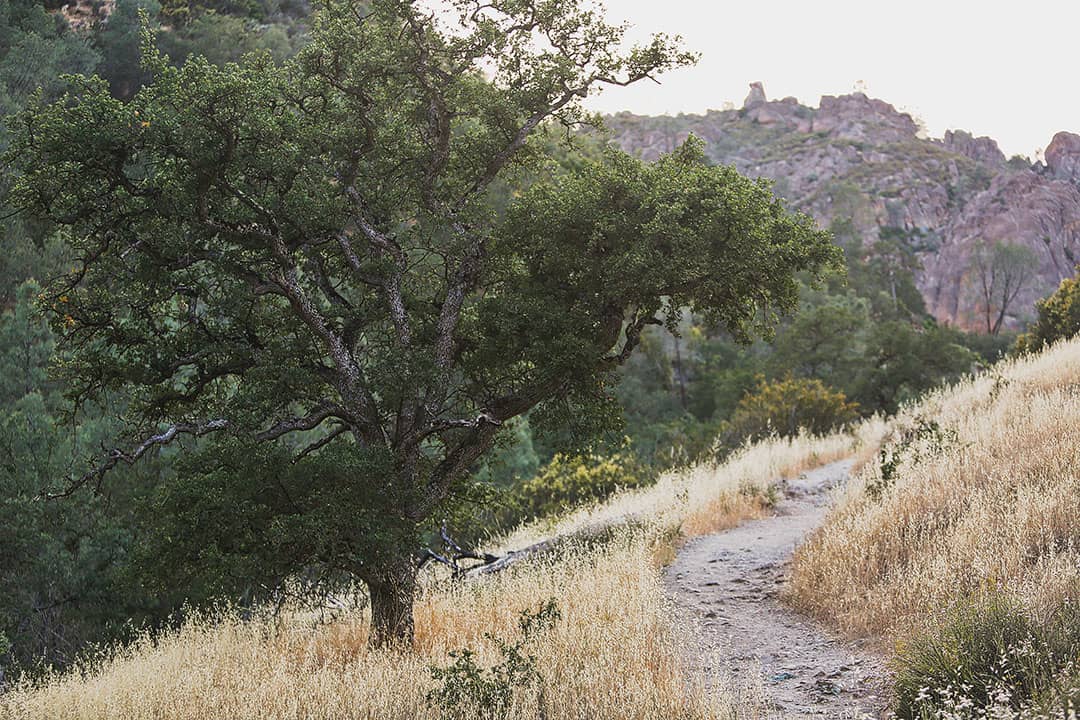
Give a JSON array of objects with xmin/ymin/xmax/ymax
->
[{"xmin": 583, "ymin": 0, "xmax": 1076, "ymax": 159}]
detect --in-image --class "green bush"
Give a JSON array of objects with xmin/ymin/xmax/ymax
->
[
  {"xmin": 868, "ymin": 417, "xmax": 956, "ymax": 501},
  {"xmin": 427, "ymin": 600, "xmax": 560, "ymax": 720},
  {"xmin": 508, "ymin": 450, "xmax": 648, "ymax": 523},
  {"xmin": 1015, "ymin": 271, "xmax": 1080, "ymax": 355},
  {"xmin": 893, "ymin": 594, "xmax": 1080, "ymax": 719},
  {"xmin": 722, "ymin": 374, "xmax": 859, "ymax": 445}
]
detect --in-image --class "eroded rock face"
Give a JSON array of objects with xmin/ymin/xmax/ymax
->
[
  {"xmin": 1045, "ymin": 131, "xmax": 1080, "ymax": 184},
  {"xmin": 922, "ymin": 172, "xmax": 1080, "ymax": 327},
  {"xmin": 604, "ymin": 83, "xmax": 1079, "ymax": 330},
  {"xmin": 942, "ymin": 130, "xmax": 1005, "ymax": 167},
  {"xmin": 812, "ymin": 93, "xmax": 918, "ymax": 143}
]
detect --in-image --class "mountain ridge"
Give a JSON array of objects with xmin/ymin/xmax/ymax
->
[{"xmin": 605, "ymin": 83, "xmax": 1080, "ymax": 331}]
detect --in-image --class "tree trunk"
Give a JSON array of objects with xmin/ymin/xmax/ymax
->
[{"xmin": 366, "ymin": 555, "xmax": 418, "ymax": 649}]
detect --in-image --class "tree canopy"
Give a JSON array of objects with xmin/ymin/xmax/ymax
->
[{"xmin": 9, "ymin": 0, "xmax": 838, "ymax": 645}]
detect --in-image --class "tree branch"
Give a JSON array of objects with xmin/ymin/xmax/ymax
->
[
  {"xmin": 256, "ymin": 402, "xmax": 347, "ymax": 442},
  {"xmin": 48, "ymin": 419, "xmax": 230, "ymax": 499}
]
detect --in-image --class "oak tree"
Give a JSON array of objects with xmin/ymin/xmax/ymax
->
[{"xmin": 9, "ymin": 0, "xmax": 838, "ymax": 646}]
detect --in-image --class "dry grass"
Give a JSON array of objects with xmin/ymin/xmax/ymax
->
[
  {"xmin": 1, "ymin": 536, "xmax": 730, "ymax": 720},
  {"xmin": 497, "ymin": 424, "xmax": 880, "ymax": 551},
  {"xmin": 0, "ymin": 421, "xmax": 872, "ymax": 719},
  {"xmin": 788, "ymin": 337, "xmax": 1080, "ymax": 643}
]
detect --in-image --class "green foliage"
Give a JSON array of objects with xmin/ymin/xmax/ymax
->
[
  {"xmin": 893, "ymin": 594, "xmax": 1080, "ymax": 719},
  {"xmin": 471, "ymin": 418, "xmax": 540, "ymax": 489},
  {"xmin": 767, "ymin": 289, "xmax": 870, "ymax": 387},
  {"xmin": 508, "ymin": 450, "xmax": 647, "ymax": 524},
  {"xmin": 93, "ymin": 0, "xmax": 160, "ymax": 98},
  {"xmin": 133, "ymin": 438, "xmax": 415, "ymax": 605},
  {"xmin": 722, "ymin": 374, "xmax": 859, "ymax": 444},
  {"xmin": 868, "ymin": 416, "xmax": 955, "ymax": 501},
  {"xmin": 427, "ymin": 600, "xmax": 560, "ymax": 720},
  {"xmin": 0, "ymin": 281, "xmax": 162, "ymax": 670},
  {"xmin": 157, "ymin": 9, "xmax": 297, "ymax": 67},
  {"xmin": 0, "ymin": 0, "xmax": 101, "ymax": 114},
  {"xmin": 6, "ymin": 0, "xmax": 841, "ymax": 644},
  {"xmin": 836, "ymin": 223, "xmax": 927, "ymax": 321},
  {"xmin": 1015, "ymin": 270, "xmax": 1080, "ymax": 354},
  {"xmin": 852, "ymin": 320, "xmax": 976, "ymax": 414}
]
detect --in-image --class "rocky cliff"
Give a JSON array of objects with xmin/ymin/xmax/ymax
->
[{"xmin": 605, "ymin": 83, "xmax": 1080, "ymax": 330}]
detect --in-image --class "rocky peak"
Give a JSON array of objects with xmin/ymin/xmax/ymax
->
[
  {"xmin": 942, "ymin": 130, "xmax": 1005, "ymax": 166},
  {"xmin": 743, "ymin": 82, "xmax": 767, "ymax": 109},
  {"xmin": 1045, "ymin": 131, "xmax": 1080, "ymax": 184},
  {"xmin": 604, "ymin": 91, "xmax": 1080, "ymax": 332},
  {"xmin": 741, "ymin": 83, "xmax": 813, "ymax": 132},
  {"xmin": 812, "ymin": 93, "xmax": 918, "ymax": 142}
]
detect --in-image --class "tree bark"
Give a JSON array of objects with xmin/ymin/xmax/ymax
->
[{"xmin": 366, "ymin": 556, "xmax": 419, "ymax": 648}]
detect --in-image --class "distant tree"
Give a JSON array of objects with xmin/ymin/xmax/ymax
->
[
  {"xmin": 968, "ymin": 240, "xmax": 1038, "ymax": 335},
  {"xmin": 768, "ymin": 289, "xmax": 870, "ymax": 387},
  {"xmin": 94, "ymin": 0, "xmax": 161, "ymax": 98},
  {"xmin": 1015, "ymin": 269, "xmax": 1080, "ymax": 353},
  {"xmin": 852, "ymin": 321, "xmax": 975, "ymax": 413},
  {"xmin": 840, "ymin": 230, "xmax": 926, "ymax": 321},
  {"xmin": 0, "ymin": 282, "xmax": 157, "ymax": 669},
  {"xmin": 157, "ymin": 10, "xmax": 295, "ymax": 67},
  {"xmin": 723, "ymin": 375, "xmax": 859, "ymax": 444},
  {"xmin": 9, "ymin": 0, "xmax": 837, "ymax": 646},
  {"xmin": 0, "ymin": 0, "xmax": 101, "ymax": 114}
]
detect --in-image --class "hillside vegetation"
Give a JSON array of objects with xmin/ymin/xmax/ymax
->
[
  {"xmin": 0, "ymin": 430, "xmax": 873, "ymax": 719},
  {"xmin": 8, "ymin": 335, "xmax": 1080, "ymax": 717},
  {"xmin": 790, "ymin": 337, "xmax": 1080, "ymax": 716}
]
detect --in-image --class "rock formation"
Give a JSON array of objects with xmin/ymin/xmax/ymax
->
[{"xmin": 605, "ymin": 83, "xmax": 1080, "ymax": 331}]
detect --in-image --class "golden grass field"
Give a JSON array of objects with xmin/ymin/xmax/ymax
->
[
  {"xmin": 788, "ymin": 337, "xmax": 1080, "ymax": 644},
  {"xmin": 0, "ymin": 424, "xmax": 872, "ymax": 719}
]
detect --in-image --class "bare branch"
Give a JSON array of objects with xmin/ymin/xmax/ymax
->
[
  {"xmin": 48, "ymin": 419, "xmax": 229, "ymax": 500},
  {"xmin": 256, "ymin": 402, "xmax": 347, "ymax": 442},
  {"xmin": 293, "ymin": 424, "xmax": 351, "ymax": 462}
]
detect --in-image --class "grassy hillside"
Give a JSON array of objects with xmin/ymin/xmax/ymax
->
[
  {"xmin": 789, "ymin": 337, "xmax": 1080, "ymax": 716},
  {"xmin": 0, "ymin": 431, "xmax": 872, "ymax": 719},
  {"xmin": 8, "ymin": 336, "xmax": 1080, "ymax": 717}
]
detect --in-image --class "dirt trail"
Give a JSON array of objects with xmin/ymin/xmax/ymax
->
[{"xmin": 666, "ymin": 459, "xmax": 889, "ymax": 719}]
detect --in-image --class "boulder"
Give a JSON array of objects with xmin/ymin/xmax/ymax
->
[
  {"xmin": 1045, "ymin": 131, "xmax": 1080, "ymax": 184},
  {"xmin": 743, "ymin": 81, "xmax": 767, "ymax": 109}
]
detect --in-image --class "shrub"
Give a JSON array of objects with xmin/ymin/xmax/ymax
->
[
  {"xmin": 867, "ymin": 416, "xmax": 956, "ymax": 501},
  {"xmin": 427, "ymin": 600, "xmax": 560, "ymax": 720},
  {"xmin": 1015, "ymin": 271, "xmax": 1080, "ymax": 354},
  {"xmin": 722, "ymin": 375, "xmax": 859, "ymax": 445},
  {"xmin": 507, "ymin": 451, "xmax": 648, "ymax": 524},
  {"xmin": 893, "ymin": 594, "xmax": 1080, "ymax": 719}
]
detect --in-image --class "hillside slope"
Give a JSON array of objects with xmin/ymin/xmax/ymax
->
[
  {"xmin": 606, "ymin": 85, "xmax": 1080, "ymax": 331},
  {"xmin": 789, "ymin": 337, "xmax": 1080, "ymax": 715}
]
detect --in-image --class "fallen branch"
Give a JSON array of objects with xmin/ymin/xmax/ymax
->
[{"xmin": 422, "ymin": 517, "xmax": 637, "ymax": 580}]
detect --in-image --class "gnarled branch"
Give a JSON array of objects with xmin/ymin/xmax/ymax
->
[{"xmin": 48, "ymin": 419, "xmax": 230, "ymax": 499}]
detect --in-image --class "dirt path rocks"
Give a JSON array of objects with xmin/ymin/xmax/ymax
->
[{"xmin": 666, "ymin": 459, "xmax": 890, "ymax": 719}]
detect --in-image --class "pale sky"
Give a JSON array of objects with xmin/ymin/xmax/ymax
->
[{"xmin": 585, "ymin": 0, "xmax": 1075, "ymax": 160}]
